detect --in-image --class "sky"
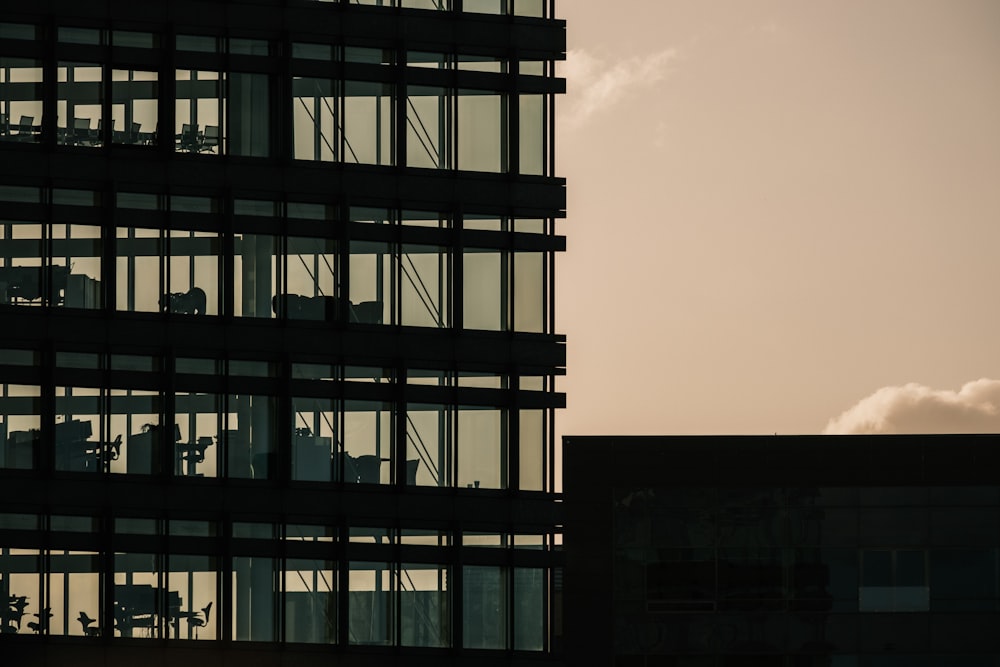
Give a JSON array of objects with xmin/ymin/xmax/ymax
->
[{"xmin": 555, "ymin": 0, "xmax": 1000, "ymax": 438}]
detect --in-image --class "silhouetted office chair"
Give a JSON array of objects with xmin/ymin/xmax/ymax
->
[
  {"xmin": 177, "ymin": 123, "xmax": 200, "ymax": 151},
  {"xmin": 73, "ymin": 117, "xmax": 93, "ymax": 145},
  {"xmin": 1, "ymin": 113, "xmax": 8, "ymax": 134},
  {"xmin": 353, "ymin": 455, "xmax": 381, "ymax": 483},
  {"xmin": 200, "ymin": 125, "xmax": 219, "ymax": 152},
  {"xmin": 77, "ymin": 611, "xmax": 100, "ymax": 636},
  {"xmin": 15, "ymin": 115, "xmax": 35, "ymax": 141},
  {"xmin": 187, "ymin": 602, "xmax": 212, "ymax": 639},
  {"xmin": 128, "ymin": 121, "xmax": 142, "ymax": 144}
]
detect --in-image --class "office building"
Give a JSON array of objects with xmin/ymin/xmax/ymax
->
[
  {"xmin": 0, "ymin": 1, "xmax": 566, "ymax": 664},
  {"xmin": 564, "ymin": 435, "xmax": 1000, "ymax": 666}
]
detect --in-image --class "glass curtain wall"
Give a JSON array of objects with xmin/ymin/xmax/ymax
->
[
  {"xmin": 175, "ymin": 70, "xmax": 224, "ymax": 154},
  {"xmin": 0, "ymin": 384, "xmax": 40, "ymax": 469},
  {"xmin": 57, "ymin": 63, "xmax": 103, "ymax": 147}
]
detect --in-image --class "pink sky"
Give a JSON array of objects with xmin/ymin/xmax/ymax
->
[{"xmin": 556, "ymin": 0, "xmax": 1000, "ymax": 439}]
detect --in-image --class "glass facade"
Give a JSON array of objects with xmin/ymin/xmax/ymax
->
[
  {"xmin": 565, "ymin": 436, "xmax": 1000, "ymax": 667},
  {"xmin": 0, "ymin": 2, "xmax": 565, "ymax": 664}
]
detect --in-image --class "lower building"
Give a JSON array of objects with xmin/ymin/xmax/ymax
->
[{"xmin": 564, "ymin": 435, "xmax": 1000, "ymax": 667}]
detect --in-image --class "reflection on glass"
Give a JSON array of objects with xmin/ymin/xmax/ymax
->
[
  {"xmin": 57, "ymin": 63, "xmax": 103, "ymax": 147},
  {"xmin": 0, "ymin": 57, "xmax": 43, "ymax": 144},
  {"xmin": 0, "ymin": 221, "xmax": 42, "ymax": 307},
  {"xmin": 349, "ymin": 561, "xmax": 395, "ymax": 645},
  {"xmin": 225, "ymin": 394, "xmax": 275, "ymax": 480},
  {"xmin": 1, "ymin": 547, "xmax": 41, "ymax": 634},
  {"xmin": 48, "ymin": 551, "xmax": 100, "ymax": 636},
  {"xmin": 233, "ymin": 556, "xmax": 275, "ymax": 641},
  {"xmin": 175, "ymin": 70, "xmax": 224, "ymax": 154},
  {"xmin": 514, "ymin": 567, "xmax": 545, "ymax": 650},
  {"xmin": 233, "ymin": 233, "xmax": 277, "ymax": 319},
  {"xmin": 0, "ymin": 383, "xmax": 40, "ymax": 469},
  {"xmin": 285, "ymin": 558, "xmax": 336, "ymax": 643},
  {"xmin": 400, "ymin": 563, "xmax": 449, "ymax": 647},
  {"xmin": 230, "ymin": 73, "xmax": 269, "ymax": 157},
  {"xmin": 463, "ymin": 565, "xmax": 506, "ymax": 648}
]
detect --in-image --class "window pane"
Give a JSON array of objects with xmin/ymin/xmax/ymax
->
[
  {"xmin": 54, "ymin": 386, "xmax": 105, "ymax": 473},
  {"xmin": 519, "ymin": 409, "xmax": 544, "ymax": 491},
  {"xmin": 463, "ymin": 565, "xmax": 506, "ymax": 648},
  {"xmin": 400, "ymin": 563, "xmax": 449, "ymax": 647},
  {"xmin": 116, "ymin": 227, "xmax": 161, "ymax": 312},
  {"xmin": 349, "ymin": 561, "xmax": 395, "ymax": 645},
  {"xmin": 169, "ymin": 554, "xmax": 217, "ymax": 640},
  {"xmin": 232, "ymin": 556, "xmax": 275, "ymax": 641},
  {"xmin": 285, "ymin": 236, "xmax": 337, "ymax": 320},
  {"xmin": 458, "ymin": 90, "xmax": 504, "ymax": 172},
  {"xmin": 167, "ymin": 230, "xmax": 219, "ymax": 316},
  {"xmin": 293, "ymin": 77, "xmax": 336, "ymax": 161},
  {"xmin": 114, "ymin": 552, "xmax": 162, "ymax": 638},
  {"xmin": 343, "ymin": 400, "xmax": 392, "ymax": 484},
  {"xmin": 54, "ymin": 223, "xmax": 102, "ymax": 309},
  {"xmin": 58, "ymin": 63, "xmax": 103, "ymax": 147},
  {"xmin": 291, "ymin": 396, "xmax": 337, "ymax": 482},
  {"xmin": 175, "ymin": 70, "xmax": 224, "ymax": 154},
  {"xmin": 225, "ymin": 394, "xmax": 275, "ymax": 480},
  {"xmin": 401, "ymin": 244, "xmax": 449, "ymax": 327},
  {"xmin": 174, "ymin": 392, "xmax": 221, "ymax": 478},
  {"xmin": 108, "ymin": 388, "xmax": 161, "ymax": 475},
  {"xmin": 0, "ymin": 57, "xmax": 43, "ymax": 144},
  {"xmin": 406, "ymin": 403, "xmax": 450, "ymax": 487},
  {"xmin": 285, "ymin": 558, "xmax": 336, "ymax": 643},
  {"xmin": 0, "ymin": 384, "xmax": 40, "ymax": 469},
  {"xmin": 519, "ymin": 94, "xmax": 545, "ymax": 175},
  {"xmin": 464, "ymin": 0, "xmax": 504, "ymax": 14},
  {"xmin": 406, "ymin": 86, "xmax": 449, "ymax": 169},
  {"xmin": 112, "ymin": 69, "xmax": 158, "ymax": 146},
  {"xmin": 49, "ymin": 551, "xmax": 101, "ymax": 636},
  {"xmin": 457, "ymin": 407, "xmax": 505, "ymax": 489},
  {"xmin": 344, "ymin": 81, "xmax": 394, "ymax": 165},
  {"xmin": 463, "ymin": 249, "xmax": 505, "ymax": 330},
  {"xmin": 348, "ymin": 240, "xmax": 392, "ymax": 324},
  {"xmin": 514, "ymin": 567, "xmax": 545, "ymax": 650},
  {"xmin": 229, "ymin": 73, "xmax": 269, "ymax": 157},
  {"xmin": 234, "ymin": 233, "xmax": 278, "ymax": 318},
  {"xmin": 514, "ymin": 251, "xmax": 545, "ymax": 332}
]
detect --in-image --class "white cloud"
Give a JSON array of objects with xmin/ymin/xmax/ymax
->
[
  {"xmin": 560, "ymin": 48, "xmax": 678, "ymax": 129},
  {"xmin": 824, "ymin": 379, "xmax": 1000, "ymax": 434}
]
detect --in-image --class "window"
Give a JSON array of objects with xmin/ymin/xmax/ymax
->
[
  {"xmin": 860, "ymin": 549, "xmax": 929, "ymax": 612},
  {"xmin": 58, "ymin": 63, "xmax": 103, "ymax": 147},
  {"xmin": 112, "ymin": 69, "xmax": 158, "ymax": 146},
  {"xmin": 0, "ymin": 384, "xmax": 40, "ymax": 469},
  {"xmin": 0, "ymin": 57, "xmax": 43, "ymax": 144},
  {"xmin": 175, "ymin": 70, "xmax": 224, "ymax": 154}
]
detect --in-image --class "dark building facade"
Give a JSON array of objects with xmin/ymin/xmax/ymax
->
[
  {"xmin": 0, "ymin": 1, "xmax": 566, "ymax": 664},
  {"xmin": 564, "ymin": 435, "xmax": 1000, "ymax": 667}
]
